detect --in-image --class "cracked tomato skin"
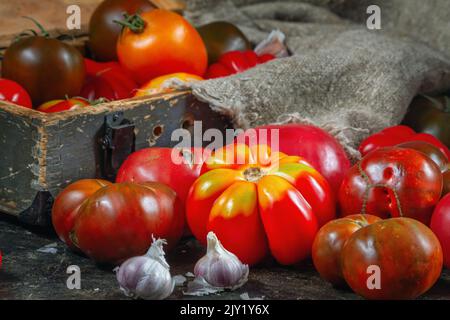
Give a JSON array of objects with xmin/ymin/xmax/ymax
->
[
  {"xmin": 341, "ymin": 218, "xmax": 443, "ymax": 300},
  {"xmin": 186, "ymin": 144, "xmax": 335, "ymax": 266},
  {"xmin": 312, "ymin": 214, "xmax": 382, "ymax": 286},
  {"xmin": 339, "ymin": 147, "xmax": 443, "ymax": 225},
  {"xmin": 52, "ymin": 179, "xmax": 112, "ymax": 250}
]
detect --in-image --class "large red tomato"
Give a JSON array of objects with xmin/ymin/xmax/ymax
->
[
  {"xmin": 341, "ymin": 218, "xmax": 443, "ymax": 300},
  {"xmin": 0, "ymin": 78, "xmax": 32, "ymax": 108},
  {"xmin": 52, "ymin": 179, "xmax": 111, "ymax": 249},
  {"xmin": 339, "ymin": 147, "xmax": 443, "ymax": 225},
  {"xmin": 431, "ymin": 193, "xmax": 450, "ymax": 268},
  {"xmin": 186, "ymin": 144, "xmax": 335, "ymax": 266},
  {"xmin": 312, "ymin": 214, "xmax": 382, "ymax": 286},
  {"xmin": 116, "ymin": 147, "xmax": 207, "ymax": 205},
  {"xmin": 236, "ymin": 124, "xmax": 350, "ymax": 196},
  {"xmin": 116, "ymin": 9, "xmax": 207, "ymax": 84},
  {"xmin": 52, "ymin": 180, "xmax": 184, "ymax": 263}
]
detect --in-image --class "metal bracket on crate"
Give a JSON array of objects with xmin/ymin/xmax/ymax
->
[{"xmin": 99, "ymin": 112, "xmax": 135, "ymax": 181}]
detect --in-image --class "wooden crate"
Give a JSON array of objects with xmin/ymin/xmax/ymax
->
[{"xmin": 0, "ymin": 0, "xmax": 232, "ymax": 226}]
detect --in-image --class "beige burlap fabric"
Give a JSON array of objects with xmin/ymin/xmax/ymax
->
[{"xmin": 185, "ymin": 0, "xmax": 450, "ymax": 158}]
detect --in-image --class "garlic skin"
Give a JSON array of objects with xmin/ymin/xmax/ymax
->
[
  {"xmin": 115, "ymin": 238, "xmax": 174, "ymax": 300},
  {"xmin": 194, "ymin": 232, "xmax": 249, "ymax": 289}
]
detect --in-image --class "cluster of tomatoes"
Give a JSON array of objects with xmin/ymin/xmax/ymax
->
[
  {"xmin": 52, "ymin": 117, "xmax": 450, "ymax": 300},
  {"xmin": 0, "ymin": 0, "xmax": 275, "ymax": 113}
]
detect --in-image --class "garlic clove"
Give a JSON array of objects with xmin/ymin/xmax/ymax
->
[
  {"xmin": 192, "ymin": 231, "xmax": 249, "ymax": 291},
  {"xmin": 115, "ymin": 237, "xmax": 175, "ymax": 300}
]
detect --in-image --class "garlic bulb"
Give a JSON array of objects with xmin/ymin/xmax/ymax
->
[
  {"xmin": 194, "ymin": 232, "xmax": 249, "ymax": 289},
  {"xmin": 115, "ymin": 238, "xmax": 174, "ymax": 300}
]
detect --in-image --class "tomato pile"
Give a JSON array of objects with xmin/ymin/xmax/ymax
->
[
  {"xmin": 0, "ymin": 1, "xmax": 277, "ymax": 112},
  {"xmin": 3, "ymin": 0, "xmax": 449, "ymax": 301}
]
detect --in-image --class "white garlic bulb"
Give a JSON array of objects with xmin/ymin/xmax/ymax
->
[
  {"xmin": 115, "ymin": 238, "xmax": 174, "ymax": 300},
  {"xmin": 194, "ymin": 232, "xmax": 249, "ymax": 289}
]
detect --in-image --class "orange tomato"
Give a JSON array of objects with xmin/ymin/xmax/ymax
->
[
  {"xmin": 134, "ymin": 73, "xmax": 203, "ymax": 97},
  {"xmin": 116, "ymin": 9, "xmax": 208, "ymax": 84}
]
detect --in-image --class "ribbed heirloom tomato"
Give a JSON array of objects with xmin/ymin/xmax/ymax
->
[
  {"xmin": 116, "ymin": 9, "xmax": 207, "ymax": 84},
  {"xmin": 186, "ymin": 144, "xmax": 335, "ymax": 266},
  {"xmin": 52, "ymin": 180, "xmax": 184, "ymax": 263}
]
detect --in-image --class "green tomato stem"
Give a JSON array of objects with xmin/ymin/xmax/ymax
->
[
  {"xmin": 22, "ymin": 16, "xmax": 50, "ymax": 38},
  {"xmin": 113, "ymin": 13, "xmax": 146, "ymax": 34}
]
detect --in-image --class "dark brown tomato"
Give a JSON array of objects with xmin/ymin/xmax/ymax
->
[
  {"xmin": 2, "ymin": 37, "xmax": 85, "ymax": 106},
  {"xmin": 89, "ymin": 0, "xmax": 155, "ymax": 61},
  {"xmin": 341, "ymin": 218, "xmax": 443, "ymax": 300},
  {"xmin": 402, "ymin": 95, "xmax": 450, "ymax": 148},
  {"xmin": 197, "ymin": 21, "xmax": 252, "ymax": 64}
]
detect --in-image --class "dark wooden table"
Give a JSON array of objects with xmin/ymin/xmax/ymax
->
[{"xmin": 1, "ymin": 213, "xmax": 449, "ymax": 300}]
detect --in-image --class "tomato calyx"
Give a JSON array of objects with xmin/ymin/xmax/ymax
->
[
  {"xmin": 15, "ymin": 16, "xmax": 50, "ymax": 41},
  {"xmin": 114, "ymin": 13, "xmax": 146, "ymax": 34},
  {"xmin": 243, "ymin": 167, "xmax": 266, "ymax": 182}
]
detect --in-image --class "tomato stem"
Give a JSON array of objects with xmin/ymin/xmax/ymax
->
[
  {"xmin": 114, "ymin": 13, "xmax": 146, "ymax": 34},
  {"xmin": 22, "ymin": 16, "xmax": 50, "ymax": 38}
]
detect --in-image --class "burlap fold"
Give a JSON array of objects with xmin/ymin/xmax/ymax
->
[{"xmin": 185, "ymin": 0, "xmax": 450, "ymax": 158}]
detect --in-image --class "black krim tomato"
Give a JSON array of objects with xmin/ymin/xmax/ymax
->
[
  {"xmin": 89, "ymin": 0, "xmax": 155, "ymax": 62},
  {"xmin": 1, "ymin": 18, "xmax": 85, "ymax": 107},
  {"xmin": 197, "ymin": 21, "xmax": 252, "ymax": 65},
  {"xmin": 402, "ymin": 95, "xmax": 450, "ymax": 148}
]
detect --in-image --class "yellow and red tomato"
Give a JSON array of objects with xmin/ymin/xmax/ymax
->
[
  {"xmin": 37, "ymin": 98, "xmax": 90, "ymax": 113},
  {"xmin": 134, "ymin": 73, "xmax": 203, "ymax": 97},
  {"xmin": 116, "ymin": 9, "xmax": 207, "ymax": 84},
  {"xmin": 186, "ymin": 143, "xmax": 336, "ymax": 266}
]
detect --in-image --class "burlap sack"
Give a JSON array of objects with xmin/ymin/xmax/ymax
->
[{"xmin": 185, "ymin": 0, "xmax": 450, "ymax": 159}]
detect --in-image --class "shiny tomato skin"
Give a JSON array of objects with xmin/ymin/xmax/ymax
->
[
  {"xmin": 444, "ymin": 170, "xmax": 450, "ymax": 196},
  {"xmin": 89, "ymin": 0, "xmax": 155, "ymax": 61},
  {"xmin": 116, "ymin": 147, "xmax": 207, "ymax": 205},
  {"xmin": 187, "ymin": 144, "xmax": 335, "ymax": 266},
  {"xmin": 73, "ymin": 182, "xmax": 184, "ymax": 263},
  {"xmin": 117, "ymin": 9, "xmax": 207, "ymax": 84},
  {"xmin": 2, "ymin": 37, "xmax": 85, "ymax": 106},
  {"xmin": 81, "ymin": 59, "xmax": 138, "ymax": 101},
  {"xmin": 37, "ymin": 98, "xmax": 90, "ymax": 113},
  {"xmin": 431, "ymin": 194, "xmax": 450, "ymax": 268},
  {"xmin": 397, "ymin": 141, "xmax": 448, "ymax": 173},
  {"xmin": 0, "ymin": 78, "xmax": 32, "ymax": 108},
  {"xmin": 359, "ymin": 125, "xmax": 450, "ymax": 160},
  {"xmin": 341, "ymin": 218, "xmax": 443, "ymax": 300},
  {"xmin": 235, "ymin": 124, "xmax": 350, "ymax": 196},
  {"xmin": 340, "ymin": 147, "xmax": 443, "ymax": 225},
  {"xmin": 52, "ymin": 179, "xmax": 112, "ymax": 249},
  {"xmin": 312, "ymin": 214, "xmax": 382, "ymax": 286}
]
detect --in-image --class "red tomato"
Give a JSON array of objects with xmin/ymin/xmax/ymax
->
[
  {"xmin": 431, "ymin": 194, "xmax": 450, "ymax": 268},
  {"xmin": 37, "ymin": 98, "xmax": 90, "ymax": 113},
  {"xmin": 205, "ymin": 50, "xmax": 275, "ymax": 79},
  {"xmin": 444, "ymin": 170, "xmax": 450, "ymax": 196},
  {"xmin": 116, "ymin": 147, "xmax": 207, "ymax": 205},
  {"xmin": 312, "ymin": 214, "xmax": 382, "ymax": 286},
  {"xmin": 235, "ymin": 124, "xmax": 350, "ymax": 196},
  {"xmin": 359, "ymin": 125, "xmax": 450, "ymax": 159},
  {"xmin": 52, "ymin": 180, "xmax": 184, "ymax": 263},
  {"xmin": 116, "ymin": 9, "xmax": 207, "ymax": 84},
  {"xmin": 52, "ymin": 179, "xmax": 112, "ymax": 250},
  {"xmin": 341, "ymin": 218, "xmax": 443, "ymax": 300},
  {"xmin": 339, "ymin": 147, "xmax": 443, "ymax": 225},
  {"xmin": 0, "ymin": 78, "xmax": 32, "ymax": 108},
  {"xmin": 80, "ymin": 59, "xmax": 138, "ymax": 101},
  {"xmin": 186, "ymin": 144, "xmax": 335, "ymax": 265}
]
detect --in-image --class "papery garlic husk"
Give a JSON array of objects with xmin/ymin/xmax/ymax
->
[
  {"xmin": 115, "ymin": 238, "xmax": 174, "ymax": 300},
  {"xmin": 193, "ymin": 231, "xmax": 249, "ymax": 289}
]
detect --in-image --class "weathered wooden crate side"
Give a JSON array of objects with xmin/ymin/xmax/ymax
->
[
  {"xmin": 0, "ymin": 92, "xmax": 232, "ymax": 225},
  {"xmin": 0, "ymin": 104, "xmax": 45, "ymax": 216}
]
